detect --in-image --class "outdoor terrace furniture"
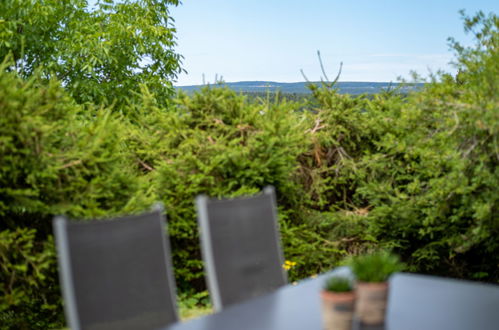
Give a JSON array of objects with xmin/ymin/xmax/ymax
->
[
  {"xmin": 53, "ymin": 205, "xmax": 178, "ymax": 330},
  {"xmin": 162, "ymin": 269, "xmax": 499, "ymax": 330},
  {"xmin": 195, "ymin": 186, "xmax": 287, "ymax": 311}
]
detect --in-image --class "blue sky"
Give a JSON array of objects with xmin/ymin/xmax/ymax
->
[{"xmin": 171, "ymin": 0, "xmax": 498, "ymax": 85}]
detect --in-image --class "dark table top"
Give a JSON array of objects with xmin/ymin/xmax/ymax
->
[{"xmin": 164, "ymin": 269, "xmax": 499, "ymax": 330}]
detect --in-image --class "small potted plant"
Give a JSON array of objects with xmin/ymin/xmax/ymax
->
[
  {"xmin": 349, "ymin": 251, "xmax": 404, "ymax": 325},
  {"xmin": 321, "ymin": 275, "xmax": 355, "ymax": 330}
]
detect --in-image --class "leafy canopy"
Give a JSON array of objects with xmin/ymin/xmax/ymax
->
[{"xmin": 0, "ymin": 0, "xmax": 183, "ymax": 107}]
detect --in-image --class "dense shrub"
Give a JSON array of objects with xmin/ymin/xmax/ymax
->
[
  {"xmin": 0, "ymin": 68, "xmax": 152, "ymax": 327},
  {"xmin": 0, "ymin": 69, "xmax": 150, "ymax": 228},
  {"xmin": 0, "ymin": 229, "xmax": 61, "ymax": 328},
  {"xmin": 295, "ymin": 12, "xmax": 499, "ymax": 281},
  {"xmin": 356, "ymin": 12, "xmax": 499, "ymax": 280},
  {"xmin": 124, "ymin": 87, "xmax": 313, "ymax": 287}
]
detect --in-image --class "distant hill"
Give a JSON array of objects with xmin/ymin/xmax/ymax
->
[{"xmin": 176, "ymin": 81, "xmax": 423, "ymax": 95}]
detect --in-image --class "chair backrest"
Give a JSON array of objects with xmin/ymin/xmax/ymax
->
[
  {"xmin": 53, "ymin": 205, "xmax": 178, "ymax": 330},
  {"xmin": 196, "ymin": 186, "xmax": 287, "ymax": 311}
]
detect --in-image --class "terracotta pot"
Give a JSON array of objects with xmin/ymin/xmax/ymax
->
[
  {"xmin": 321, "ymin": 290, "xmax": 356, "ymax": 330},
  {"xmin": 355, "ymin": 281, "xmax": 389, "ymax": 325}
]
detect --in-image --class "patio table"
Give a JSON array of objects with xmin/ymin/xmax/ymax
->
[{"xmin": 163, "ymin": 269, "xmax": 499, "ymax": 330}]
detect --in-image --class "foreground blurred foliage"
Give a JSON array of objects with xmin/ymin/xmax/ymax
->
[{"xmin": 0, "ymin": 4, "xmax": 498, "ymax": 328}]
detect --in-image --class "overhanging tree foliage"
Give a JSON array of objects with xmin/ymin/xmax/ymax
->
[{"xmin": 0, "ymin": 0, "xmax": 183, "ymax": 107}]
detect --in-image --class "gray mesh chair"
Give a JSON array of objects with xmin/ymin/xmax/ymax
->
[
  {"xmin": 53, "ymin": 205, "xmax": 178, "ymax": 330},
  {"xmin": 196, "ymin": 186, "xmax": 287, "ymax": 311}
]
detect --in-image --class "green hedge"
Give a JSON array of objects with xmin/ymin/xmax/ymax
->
[{"xmin": 0, "ymin": 69, "xmax": 153, "ymax": 327}]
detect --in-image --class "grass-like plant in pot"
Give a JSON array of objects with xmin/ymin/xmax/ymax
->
[
  {"xmin": 321, "ymin": 276, "xmax": 355, "ymax": 330},
  {"xmin": 349, "ymin": 251, "xmax": 404, "ymax": 325}
]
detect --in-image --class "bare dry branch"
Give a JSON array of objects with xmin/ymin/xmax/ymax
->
[
  {"xmin": 60, "ymin": 159, "xmax": 82, "ymax": 169},
  {"xmin": 137, "ymin": 159, "xmax": 154, "ymax": 172}
]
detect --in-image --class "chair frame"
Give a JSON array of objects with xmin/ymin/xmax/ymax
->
[
  {"xmin": 53, "ymin": 204, "xmax": 178, "ymax": 330},
  {"xmin": 196, "ymin": 186, "xmax": 287, "ymax": 311}
]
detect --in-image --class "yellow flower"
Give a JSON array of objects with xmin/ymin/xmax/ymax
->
[{"xmin": 282, "ymin": 260, "xmax": 297, "ymax": 270}]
